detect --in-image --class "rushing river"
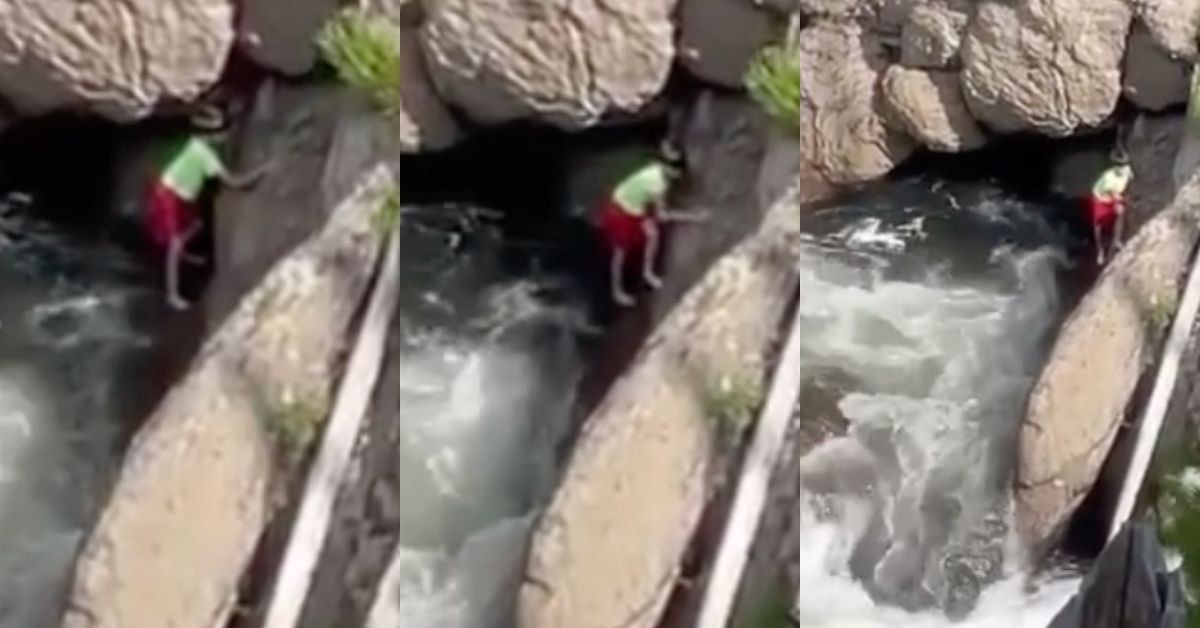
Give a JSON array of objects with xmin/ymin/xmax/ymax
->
[
  {"xmin": 0, "ymin": 202, "xmax": 168, "ymax": 627},
  {"xmin": 363, "ymin": 206, "xmax": 588, "ymax": 628},
  {"xmin": 789, "ymin": 177, "xmax": 1086, "ymax": 627}
]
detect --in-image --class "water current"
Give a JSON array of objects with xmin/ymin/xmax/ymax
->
[{"xmin": 790, "ymin": 177, "xmax": 1087, "ymax": 627}]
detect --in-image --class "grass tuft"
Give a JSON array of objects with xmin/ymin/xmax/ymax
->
[
  {"xmin": 744, "ymin": 44, "xmax": 800, "ymax": 135},
  {"xmin": 317, "ymin": 8, "xmax": 402, "ymax": 118}
]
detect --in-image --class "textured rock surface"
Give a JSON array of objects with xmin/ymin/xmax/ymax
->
[
  {"xmin": 799, "ymin": 21, "xmax": 915, "ymax": 184},
  {"xmin": 0, "ymin": 0, "xmax": 235, "ymax": 120},
  {"xmin": 517, "ymin": 192, "xmax": 801, "ymax": 628},
  {"xmin": 516, "ymin": 100, "xmax": 793, "ymax": 627},
  {"xmin": 901, "ymin": 0, "xmax": 970, "ymax": 68},
  {"xmin": 881, "ymin": 66, "xmax": 985, "ymax": 152},
  {"xmin": 678, "ymin": 0, "xmax": 776, "ymax": 88},
  {"xmin": 58, "ymin": 166, "xmax": 394, "ymax": 628},
  {"xmin": 398, "ymin": 25, "xmax": 459, "ymax": 152},
  {"xmin": 1015, "ymin": 183, "xmax": 1200, "ymax": 554},
  {"xmin": 419, "ymin": 0, "xmax": 676, "ymax": 128},
  {"xmin": 1133, "ymin": 0, "xmax": 1200, "ymax": 60},
  {"xmin": 207, "ymin": 80, "xmax": 399, "ymax": 326},
  {"xmin": 237, "ymin": 0, "xmax": 338, "ymax": 75},
  {"xmin": 961, "ymin": 0, "xmax": 1132, "ymax": 136},
  {"xmin": 1123, "ymin": 24, "xmax": 1190, "ymax": 112}
]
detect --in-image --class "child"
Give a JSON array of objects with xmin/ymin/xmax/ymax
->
[
  {"xmin": 597, "ymin": 142, "xmax": 706, "ymax": 307},
  {"xmin": 146, "ymin": 105, "xmax": 272, "ymax": 309},
  {"xmin": 1086, "ymin": 152, "xmax": 1134, "ymax": 266}
]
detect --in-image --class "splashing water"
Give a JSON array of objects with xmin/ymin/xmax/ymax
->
[
  {"xmin": 792, "ymin": 179, "xmax": 1082, "ymax": 627},
  {"xmin": 0, "ymin": 222, "xmax": 164, "ymax": 628},
  {"xmin": 365, "ymin": 212, "xmax": 586, "ymax": 628}
]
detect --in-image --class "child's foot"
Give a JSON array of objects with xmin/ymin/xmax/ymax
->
[
  {"xmin": 613, "ymin": 291, "xmax": 636, "ymax": 308},
  {"xmin": 644, "ymin": 272, "xmax": 664, "ymax": 290},
  {"xmin": 168, "ymin": 295, "xmax": 191, "ymax": 311}
]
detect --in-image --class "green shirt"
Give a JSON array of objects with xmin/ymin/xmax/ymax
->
[
  {"xmin": 1092, "ymin": 165, "xmax": 1133, "ymax": 201},
  {"xmin": 159, "ymin": 137, "xmax": 227, "ymax": 201},
  {"xmin": 612, "ymin": 161, "xmax": 670, "ymax": 217}
]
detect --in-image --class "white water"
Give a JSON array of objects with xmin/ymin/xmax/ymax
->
[
  {"xmin": 367, "ymin": 215, "xmax": 586, "ymax": 628},
  {"xmin": 0, "ymin": 226, "xmax": 163, "ymax": 627},
  {"xmin": 792, "ymin": 184, "xmax": 1082, "ymax": 627}
]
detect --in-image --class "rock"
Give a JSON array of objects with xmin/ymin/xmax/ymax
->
[
  {"xmin": 237, "ymin": 0, "xmax": 338, "ymax": 75},
  {"xmin": 58, "ymin": 166, "xmax": 395, "ymax": 628},
  {"xmin": 1015, "ymin": 182, "xmax": 1200, "ymax": 554},
  {"xmin": 796, "ymin": 0, "xmax": 862, "ymax": 19},
  {"xmin": 206, "ymin": 80, "xmax": 399, "ymax": 327},
  {"xmin": 517, "ymin": 190, "xmax": 802, "ymax": 628},
  {"xmin": 1125, "ymin": 114, "xmax": 1185, "ymax": 233},
  {"xmin": 961, "ymin": 0, "xmax": 1132, "ymax": 136},
  {"xmin": 419, "ymin": 0, "xmax": 676, "ymax": 129},
  {"xmin": 901, "ymin": 0, "xmax": 970, "ymax": 69},
  {"xmin": 799, "ymin": 21, "xmax": 915, "ymax": 184},
  {"xmin": 0, "ymin": 0, "xmax": 235, "ymax": 120},
  {"xmin": 516, "ymin": 93, "xmax": 794, "ymax": 628},
  {"xmin": 880, "ymin": 66, "xmax": 985, "ymax": 152},
  {"xmin": 399, "ymin": 25, "xmax": 460, "ymax": 152},
  {"xmin": 678, "ymin": 0, "xmax": 777, "ymax": 88},
  {"xmin": 1123, "ymin": 24, "xmax": 1189, "ymax": 112},
  {"xmin": 1132, "ymin": 0, "xmax": 1200, "ymax": 60}
]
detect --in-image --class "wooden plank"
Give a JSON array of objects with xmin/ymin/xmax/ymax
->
[
  {"xmin": 694, "ymin": 289, "xmax": 805, "ymax": 628},
  {"xmin": 260, "ymin": 227, "xmax": 401, "ymax": 628},
  {"xmin": 1109, "ymin": 237, "xmax": 1200, "ymax": 540}
]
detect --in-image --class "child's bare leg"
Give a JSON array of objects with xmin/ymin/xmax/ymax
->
[
  {"xmin": 610, "ymin": 248, "xmax": 635, "ymax": 307},
  {"xmin": 1094, "ymin": 223, "xmax": 1105, "ymax": 265},
  {"xmin": 642, "ymin": 221, "xmax": 663, "ymax": 290},
  {"xmin": 165, "ymin": 236, "xmax": 190, "ymax": 310},
  {"xmin": 179, "ymin": 223, "xmax": 205, "ymax": 265}
]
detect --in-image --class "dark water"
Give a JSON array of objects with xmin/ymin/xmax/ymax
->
[{"xmin": 0, "ymin": 208, "xmax": 172, "ymax": 627}]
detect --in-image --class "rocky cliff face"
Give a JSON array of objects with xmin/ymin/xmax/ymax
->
[{"xmin": 796, "ymin": 0, "xmax": 1196, "ymax": 185}]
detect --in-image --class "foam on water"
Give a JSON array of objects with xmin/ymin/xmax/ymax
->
[
  {"xmin": 0, "ymin": 228, "xmax": 161, "ymax": 628},
  {"xmin": 792, "ymin": 184, "xmax": 1081, "ymax": 627},
  {"xmin": 369, "ymin": 216, "xmax": 586, "ymax": 628}
]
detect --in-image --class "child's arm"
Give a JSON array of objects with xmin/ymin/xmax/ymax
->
[
  {"xmin": 220, "ymin": 158, "xmax": 274, "ymax": 189},
  {"xmin": 656, "ymin": 202, "xmax": 710, "ymax": 223}
]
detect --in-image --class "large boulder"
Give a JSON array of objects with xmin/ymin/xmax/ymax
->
[
  {"xmin": 237, "ymin": 0, "xmax": 338, "ymax": 75},
  {"xmin": 677, "ymin": 0, "xmax": 777, "ymax": 88},
  {"xmin": 1015, "ymin": 183, "xmax": 1200, "ymax": 555},
  {"xmin": 961, "ymin": 0, "xmax": 1132, "ymax": 136},
  {"xmin": 58, "ymin": 166, "xmax": 395, "ymax": 628},
  {"xmin": 518, "ymin": 191, "xmax": 802, "ymax": 628},
  {"xmin": 0, "ymin": 0, "xmax": 235, "ymax": 120},
  {"xmin": 419, "ymin": 0, "xmax": 677, "ymax": 129},
  {"xmin": 799, "ymin": 21, "xmax": 915, "ymax": 184},
  {"xmin": 1132, "ymin": 0, "xmax": 1200, "ymax": 61},
  {"xmin": 1123, "ymin": 24, "xmax": 1190, "ymax": 112},
  {"xmin": 399, "ymin": 25, "xmax": 460, "ymax": 152},
  {"xmin": 880, "ymin": 66, "xmax": 985, "ymax": 152},
  {"xmin": 900, "ymin": 0, "xmax": 970, "ymax": 69}
]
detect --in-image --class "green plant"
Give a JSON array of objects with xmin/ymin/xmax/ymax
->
[
  {"xmin": 739, "ymin": 583, "xmax": 794, "ymax": 628},
  {"xmin": 1156, "ymin": 469, "xmax": 1200, "ymax": 627},
  {"xmin": 317, "ymin": 8, "xmax": 402, "ymax": 118},
  {"xmin": 373, "ymin": 177, "xmax": 401, "ymax": 235},
  {"xmin": 1148, "ymin": 291, "xmax": 1180, "ymax": 334},
  {"xmin": 744, "ymin": 43, "xmax": 800, "ymax": 135},
  {"xmin": 702, "ymin": 370, "xmax": 763, "ymax": 433},
  {"xmin": 266, "ymin": 393, "xmax": 327, "ymax": 462}
]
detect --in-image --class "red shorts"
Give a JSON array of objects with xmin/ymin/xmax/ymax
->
[
  {"xmin": 145, "ymin": 182, "xmax": 197, "ymax": 250},
  {"xmin": 1087, "ymin": 196, "xmax": 1120, "ymax": 228},
  {"xmin": 599, "ymin": 199, "xmax": 652, "ymax": 254}
]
